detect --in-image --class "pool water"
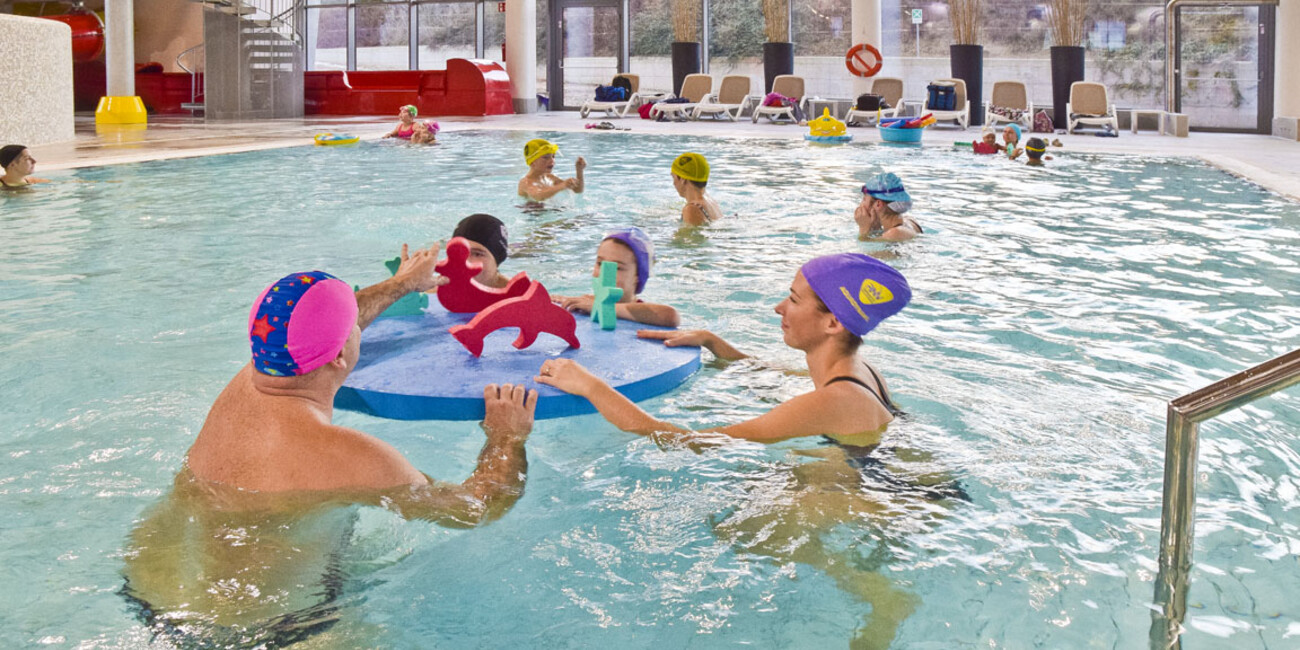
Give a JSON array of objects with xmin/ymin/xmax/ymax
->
[{"xmin": 2, "ymin": 130, "xmax": 1299, "ymax": 648}]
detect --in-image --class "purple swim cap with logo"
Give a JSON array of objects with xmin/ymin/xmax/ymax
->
[
  {"xmin": 800, "ymin": 254, "xmax": 910, "ymax": 336},
  {"xmin": 248, "ymin": 271, "xmax": 358, "ymax": 376},
  {"xmin": 603, "ymin": 227, "xmax": 655, "ymax": 293}
]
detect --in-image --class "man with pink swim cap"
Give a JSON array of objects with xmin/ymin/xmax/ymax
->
[{"xmin": 186, "ymin": 242, "xmax": 538, "ymax": 505}]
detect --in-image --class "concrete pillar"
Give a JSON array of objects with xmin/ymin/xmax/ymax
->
[
  {"xmin": 97, "ymin": 0, "xmax": 147, "ymax": 124},
  {"xmin": 506, "ymin": 0, "xmax": 538, "ymax": 113},
  {"xmin": 850, "ymin": 0, "xmax": 882, "ymax": 96},
  {"xmin": 1274, "ymin": 0, "xmax": 1300, "ymax": 138},
  {"xmin": 0, "ymin": 15, "xmax": 75, "ymax": 144}
]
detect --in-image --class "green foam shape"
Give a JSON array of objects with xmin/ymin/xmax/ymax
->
[
  {"xmin": 376, "ymin": 256, "xmax": 429, "ymax": 317},
  {"xmin": 591, "ymin": 260, "xmax": 623, "ymax": 331}
]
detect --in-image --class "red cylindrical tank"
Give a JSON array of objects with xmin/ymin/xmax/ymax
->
[{"xmin": 42, "ymin": 13, "xmax": 105, "ymax": 63}]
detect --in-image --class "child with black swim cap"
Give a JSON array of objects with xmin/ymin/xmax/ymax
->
[
  {"xmin": 1023, "ymin": 138, "xmax": 1053, "ymax": 166},
  {"xmin": 552, "ymin": 227, "xmax": 680, "ymax": 327},
  {"xmin": 447, "ymin": 213, "xmax": 511, "ymax": 288}
]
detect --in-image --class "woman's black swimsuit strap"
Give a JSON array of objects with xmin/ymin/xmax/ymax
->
[{"xmin": 825, "ymin": 371, "xmax": 902, "ymax": 417}]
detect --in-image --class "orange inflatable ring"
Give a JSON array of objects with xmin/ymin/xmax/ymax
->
[{"xmin": 845, "ymin": 43, "xmax": 883, "ymax": 78}]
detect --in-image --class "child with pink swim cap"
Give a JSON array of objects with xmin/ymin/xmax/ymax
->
[
  {"xmin": 551, "ymin": 227, "xmax": 680, "ymax": 328},
  {"xmin": 537, "ymin": 252, "xmax": 912, "ymax": 442}
]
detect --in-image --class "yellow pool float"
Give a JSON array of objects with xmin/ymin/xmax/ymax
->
[
  {"xmin": 314, "ymin": 133, "xmax": 361, "ymax": 146},
  {"xmin": 804, "ymin": 108, "xmax": 853, "ymax": 143}
]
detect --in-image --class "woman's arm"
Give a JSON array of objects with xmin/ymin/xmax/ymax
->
[{"xmin": 636, "ymin": 329, "xmax": 747, "ymax": 361}]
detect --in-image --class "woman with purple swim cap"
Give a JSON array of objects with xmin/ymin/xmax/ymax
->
[
  {"xmin": 551, "ymin": 227, "xmax": 680, "ymax": 327},
  {"xmin": 537, "ymin": 252, "xmax": 910, "ymax": 441}
]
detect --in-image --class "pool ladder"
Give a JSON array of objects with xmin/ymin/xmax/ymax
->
[{"xmin": 1150, "ymin": 348, "xmax": 1300, "ymax": 649}]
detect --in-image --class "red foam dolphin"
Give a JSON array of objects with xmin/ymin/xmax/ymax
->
[
  {"xmin": 435, "ymin": 237, "xmax": 531, "ymax": 313},
  {"xmin": 449, "ymin": 282, "xmax": 580, "ymax": 357}
]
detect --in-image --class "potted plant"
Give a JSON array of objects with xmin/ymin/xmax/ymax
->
[
  {"xmin": 948, "ymin": 0, "xmax": 983, "ymax": 126},
  {"xmin": 671, "ymin": 0, "xmax": 702, "ymax": 97},
  {"xmin": 1048, "ymin": 0, "xmax": 1088, "ymax": 129},
  {"xmin": 761, "ymin": 0, "xmax": 792, "ymax": 95}
]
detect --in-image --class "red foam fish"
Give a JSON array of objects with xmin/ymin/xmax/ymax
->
[
  {"xmin": 449, "ymin": 282, "xmax": 580, "ymax": 357},
  {"xmin": 435, "ymin": 237, "xmax": 531, "ymax": 313}
]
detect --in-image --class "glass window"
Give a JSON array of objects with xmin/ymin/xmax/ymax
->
[
  {"xmin": 307, "ymin": 6, "xmax": 348, "ymax": 71},
  {"xmin": 485, "ymin": 1, "xmax": 506, "ymax": 62},
  {"xmin": 708, "ymin": 0, "xmax": 762, "ymax": 91},
  {"xmin": 417, "ymin": 2, "xmax": 477, "ymax": 69},
  {"xmin": 629, "ymin": 0, "xmax": 672, "ymax": 96},
  {"xmin": 356, "ymin": 3, "xmax": 411, "ymax": 70}
]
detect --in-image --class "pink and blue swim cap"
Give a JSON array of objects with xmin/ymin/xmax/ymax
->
[
  {"xmin": 603, "ymin": 227, "xmax": 654, "ymax": 293},
  {"xmin": 248, "ymin": 271, "xmax": 358, "ymax": 376},
  {"xmin": 800, "ymin": 253, "xmax": 910, "ymax": 336}
]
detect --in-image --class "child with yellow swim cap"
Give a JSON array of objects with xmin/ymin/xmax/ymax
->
[
  {"xmin": 518, "ymin": 138, "xmax": 585, "ymax": 202},
  {"xmin": 671, "ymin": 152, "xmax": 723, "ymax": 226}
]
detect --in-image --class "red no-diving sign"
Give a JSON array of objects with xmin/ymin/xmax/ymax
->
[{"xmin": 498, "ymin": 1, "xmax": 505, "ymax": 11}]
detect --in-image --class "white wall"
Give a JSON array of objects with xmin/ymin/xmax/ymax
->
[{"xmin": 0, "ymin": 15, "xmax": 75, "ymax": 145}]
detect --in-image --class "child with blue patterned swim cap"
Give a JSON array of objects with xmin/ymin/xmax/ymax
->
[
  {"xmin": 551, "ymin": 226, "xmax": 680, "ymax": 327},
  {"xmin": 538, "ymin": 252, "xmax": 910, "ymax": 443}
]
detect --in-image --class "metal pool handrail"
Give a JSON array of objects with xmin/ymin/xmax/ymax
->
[{"xmin": 1149, "ymin": 347, "xmax": 1300, "ymax": 649}]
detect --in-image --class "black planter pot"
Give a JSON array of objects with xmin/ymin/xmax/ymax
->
[
  {"xmin": 762, "ymin": 42, "xmax": 794, "ymax": 94},
  {"xmin": 1050, "ymin": 45, "xmax": 1085, "ymax": 130},
  {"xmin": 949, "ymin": 44, "xmax": 983, "ymax": 127},
  {"xmin": 671, "ymin": 42, "xmax": 701, "ymax": 97}
]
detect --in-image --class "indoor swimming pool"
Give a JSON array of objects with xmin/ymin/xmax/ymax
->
[{"xmin": 2, "ymin": 130, "xmax": 1298, "ymax": 648}]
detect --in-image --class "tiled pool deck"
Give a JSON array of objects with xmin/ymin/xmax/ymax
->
[{"xmin": 32, "ymin": 112, "xmax": 1300, "ymax": 202}]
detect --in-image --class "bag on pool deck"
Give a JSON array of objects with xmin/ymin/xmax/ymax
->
[
  {"xmin": 594, "ymin": 85, "xmax": 629, "ymax": 102},
  {"xmin": 1032, "ymin": 109, "xmax": 1055, "ymax": 133},
  {"xmin": 856, "ymin": 93, "xmax": 886, "ymax": 111},
  {"xmin": 926, "ymin": 83, "xmax": 956, "ymax": 111},
  {"xmin": 612, "ymin": 76, "xmax": 634, "ymax": 96},
  {"xmin": 638, "ymin": 102, "xmax": 657, "ymax": 119}
]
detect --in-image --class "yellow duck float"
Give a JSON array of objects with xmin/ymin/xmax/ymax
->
[{"xmin": 804, "ymin": 108, "xmax": 853, "ymax": 144}]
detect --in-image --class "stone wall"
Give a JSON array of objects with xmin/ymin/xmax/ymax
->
[{"xmin": 0, "ymin": 15, "xmax": 75, "ymax": 145}]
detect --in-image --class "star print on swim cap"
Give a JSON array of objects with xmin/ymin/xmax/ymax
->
[
  {"xmin": 800, "ymin": 253, "xmax": 911, "ymax": 337},
  {"xmin": 248, "ymin": 271, "xmax": 358, "ymax": 376}
]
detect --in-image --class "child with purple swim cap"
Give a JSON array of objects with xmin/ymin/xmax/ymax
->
[
  {"xmin": 551, "ymin": 227, "xmax": 680, "ymax": 327},
  {"xmin": 537, "ymin": 252, "xmax": 911, "ymax": 443}
]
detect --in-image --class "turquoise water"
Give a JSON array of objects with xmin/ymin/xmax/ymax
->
[{"xmin": 2, "ymin": 130, "xmax": 1299, "ymax": 648}]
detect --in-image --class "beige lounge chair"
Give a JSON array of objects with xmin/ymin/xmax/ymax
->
[
  {"xmin": 984, "ymin": 80, "xmax": 1033, "ymax": 129},
  {"xmin": 693, "ymin": 75, "xmax": 754, "ymax": 121},
  {"xmin": 752, "ymin": 75, "xmax": 809, "ymax": 124},
  {"xmin": 1066, "ymin": 81, "xmax": 1118, "ymax": 134},
  {"xmin": 649, "ymin": 74, "xmax": 714, "ymax": 120},
  {"xmin": 844, "ymin": 76, "xmax": 903, "ymax": 126},
  {"xmin": 579, "ymin": 74, "xmax": 650, "ymax": 119},
  {"xmin": 924, "ymin": 77, "xmax": 969, "ymax": 129}
]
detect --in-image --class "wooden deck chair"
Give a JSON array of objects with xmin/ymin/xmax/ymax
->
[
  {"xmin": 693, "ymin": 75, "xmax": 754, "ymax": 120},
  {"xmin": 845, "ymin": 76, "xmax": 903, "ymax": 126},
  {"xmin": 984, "ymin": 80, "xmax": 1033, "ymax": 129},
  {"xmin": 925, "ymin": 77, "xmax": 970, "ymax": 129},
  {"xmin": 649, "ymin": 74, "xmax": 714, "ymax": 120},
  {"xmin": 752, "ymin": 75, "xmax": 809, "ymax": 123},
  {"xmin": 1066, "ymin": 81, "xmax": 1118, "ymax": 134},
  {"xmin": 579, "ymin": 74, "xmax": 646, "ymax": 118}
]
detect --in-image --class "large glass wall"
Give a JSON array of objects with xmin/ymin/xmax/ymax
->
[
  {"xmin": 628, "ymin": 0, "xmax": 673, "ymax": 96},
  {"xmin": 708, "ymin": 0, "xmax": 762, "ymax": 91},
  {"xmin": 306, "ymin": 5, "xmax": 348, "ymax": 71},
  {"xmin": 356, "ymin": 3, "xmax": 411, "ymax": 70},
  {"xmin": 418, "ymin": 2, "xmax": 477, "ymax": 70}
]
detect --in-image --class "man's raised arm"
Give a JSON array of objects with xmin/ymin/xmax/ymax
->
[{"xmin": 355, "ymin": 243, "xmax": 447, "ymax": 330}]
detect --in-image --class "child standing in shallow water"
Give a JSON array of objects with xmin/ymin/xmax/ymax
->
[
  {"xmin": 672, "ymin": 152, "xmax": 723, "ymax": 226},
  {"xmin": 552, "ymin": 227, "xmax": 680, "ymax": 327},
  {"xmin": 518, "ymin": 139, "xmax": 585, "ymax": 202}
]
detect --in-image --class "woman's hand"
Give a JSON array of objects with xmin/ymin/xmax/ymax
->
[
  {"xmin": 535, "ymin": 359, "xmax": 602, "ymax": 396},
  {"xmin": 553, "ymin": 294, "xmax": 594, "ymax": 314},
  {"xmin": 637, "ymin": 329, "xmax": 712, "ymax": 348}
]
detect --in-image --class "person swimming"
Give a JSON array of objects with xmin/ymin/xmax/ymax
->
[
  {"xmin": 1, "ymin": 144, "xmax": 50, "ymax": 189},
  {"xmin": 671, "ymin": 152, "xmax": 723, "ymax": 225},
  {"xmin": 537, "ymin": 252, "xmax": 910, "ymax": 442},
  {"xmin": 1001, "ymin": 123, "xmax": 1023, "ymax": 160},
  {"xmin": 1024, "ymin": 137, "xmax": 1053, "ymax": 166},
  {"xmin": 382, "ymin": 105, "xmax": 438, "ymax": 144},
  {"xmin": 971, "ymin": 131, "xmax": 1001, "ymax": 155},
  {"xmin": 443, "ymin": 213, "xmax": 512, "ymax": 289},
  {"xmin": 551, "ymin": 226, "xmax": 680, "ymax": 327},
  {"xmin": 122, "ymin": 250, "xmax": 537, "ymax": 644},
  {"xmin": 518, "ymin": 138, "xmax": 585, "ymax": 201},
  {"xmin": 854, "ymin": 172, "xmax": 922, "ymax": 242}
]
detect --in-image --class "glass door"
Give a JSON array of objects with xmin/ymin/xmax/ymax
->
[
  {"xmin": 548, "ymin": 0, "xmax": 626, "ymax": 110},
  {"xmin": 1176, "ymin": 4, "xmax": 1274, "ymax": 133}
]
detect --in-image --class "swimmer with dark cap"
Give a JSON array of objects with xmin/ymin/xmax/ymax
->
[
  {"xmin": 442, "ymin": 213, "xmax": 512, "ymax": 289},
  {"xmin": 537, "ymin": 253, "xmax": 910, "ymax": 441},
  {"xmin": 518, "ymin": 138, "xmax": 585, "ymax": 201},
  {"xmin": 854, "ymin": 172, "xmax": 922, "ymax": 242},
  {"xmin": 552, "ymin": 227, "xmax": 681, "ymax": 327},
  {"xmin": 1023, "ymin": 137, "xmax": 1053, "ymax": 166},
  {"xmin": 672, "ymin": 152, "xmax": 723, "ymax": 225},
  {"xmin": 1, "ymin": 145, "xmax": 50, "ymax": 189}
]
